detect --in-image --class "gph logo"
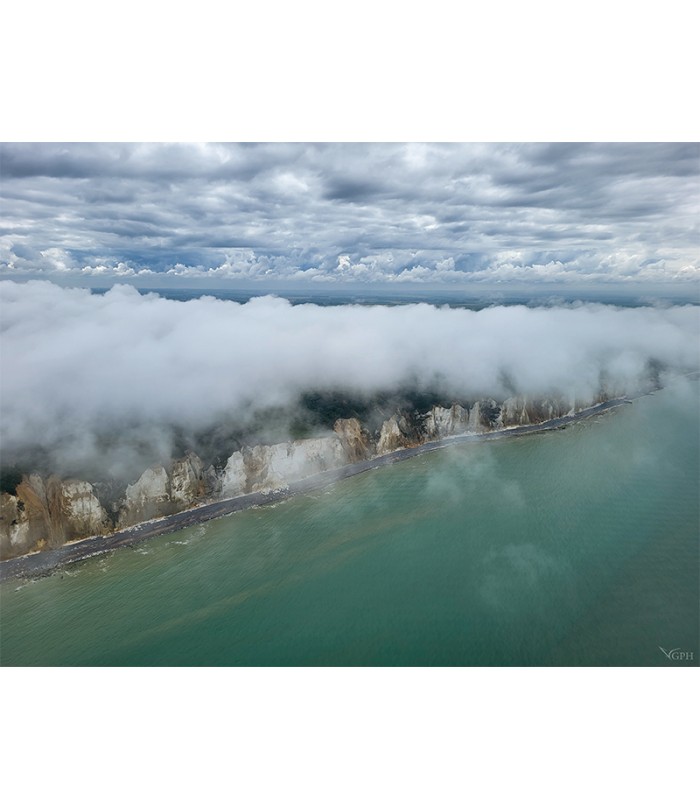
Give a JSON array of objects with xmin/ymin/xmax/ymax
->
[{"xmin": 659, "ymin": 647, "xmax": 694, "ymax": 661}]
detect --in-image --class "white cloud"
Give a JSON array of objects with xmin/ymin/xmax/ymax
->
[
  {"xmin": 1, "ymin": 143, "xmax": 698, "ymax": 288},
  {"xmin": 2, "ymin": 244, "xmax": 698, "ymax": 287},
  {"xmin": 1, "ymin": 281, "xmax": 697, "ymax": 479}
]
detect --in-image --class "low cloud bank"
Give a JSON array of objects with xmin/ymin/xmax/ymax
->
[{"xmin": 1, "ymin": 281, "xmax": 698, "ymax": 480}]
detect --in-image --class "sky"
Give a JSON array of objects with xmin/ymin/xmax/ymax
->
[{"xmin": 1, "ymin": 142, "xmax": 698, "ymax": 291}]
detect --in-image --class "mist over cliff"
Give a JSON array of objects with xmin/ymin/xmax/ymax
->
[{"xmin": 1, "ymin": 280, "xmax": 698, "ymax": 482}]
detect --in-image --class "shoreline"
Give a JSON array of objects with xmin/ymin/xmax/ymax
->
[{"xmin": 0, "ymin": 397, "xmax": 629, "ymax": 582}]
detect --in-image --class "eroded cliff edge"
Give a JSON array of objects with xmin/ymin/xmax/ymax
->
[{"xmin": 0, "ymin": 393, "xmax": 612, "ymax": 560}]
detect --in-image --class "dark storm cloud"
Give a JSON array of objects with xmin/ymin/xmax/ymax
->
[{"xmin": 0, "ymin": 143, "xmax": 698, "ymax": 284}]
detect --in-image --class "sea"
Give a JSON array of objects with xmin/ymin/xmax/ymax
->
[{"xmin": 1, "ymin": 375, "xmax": 697, "ymax": 666}]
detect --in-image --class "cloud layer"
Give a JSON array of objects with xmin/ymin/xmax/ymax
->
[
  {"xmin": 1, "ymin": 143, "xmax": 698, "ymax": 287},
  {"xmin": 1, "ymin": 281, "xmax": 698, "ymax": 480}
]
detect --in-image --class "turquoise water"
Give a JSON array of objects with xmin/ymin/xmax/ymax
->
[{"xmin": 1, "ymin": 381, "xmax": 698, "ymax": 666}]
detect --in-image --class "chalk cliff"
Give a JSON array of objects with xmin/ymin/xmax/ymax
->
[
  {"xmin": 220, "ymin": 451, "xmax": 247, "ymax": 499},
  {"xmin": 422, "ymin": 404, "xmax": 471, "ymax": 439},
  {"xmin": 117, "ymin": 452, "xmax": 209, "ymax": 528},
  {"xmin": 170, "ymin": 452, "xmax": 207, "ymax": 507},
  {"xmin": 333, "ymin": 417, "xmax": 375, "ymax": 462},
  {"xmin": 0, "ymin": 475, "xmax": 110, "ymax": 558},
  {"xmin": 0, "ymin": 393, "xmax": 612, "ymax": 560},
  {"xmin": 119, "ymin": 466, "xmax": 172, "ymax": 527},
  {"xmin": 221, "ymin": 435, "xmax": 348, "ymax": 497}
]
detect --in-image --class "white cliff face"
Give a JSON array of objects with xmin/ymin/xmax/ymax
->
[
  {"xmin": 295, "ymin": 436, "xmax": 347, "ymax": 476},
  {"xmin": 466, "ymin": 401, "xmax": 488, "ymax": 433},
  {"xmin": 220, "ymin": 451, "xmax": 247, "ymax": 498},
  {"xmin": 377, "ymin": 415, "xmax": 411, "ymax": 454},
  {"xmin": 0, "ymin": 493, "xmax": 32, "ymax": 558},
  {"xmin": 119, "ymin": 466, "xmax": 171, "ymax": 527},
  {"xmin": 502, "ymin": 396, "xmax": 531, "ymax": 426},
  {"xmin": 10, "ymin": 474, "xmax": 63, "ymax": 551},
  {"xmin": 270, "ymin": 444, "xmax": 298, "ymax": 480},
  {"xmin": 118, "ymin": 453, "xmax": 209, "ymax": 528},
  {"xmin": 125, "ymin": 466, "xmax": 169, "ymax": 505},
  {"xmin": 333, "ymin": 417, "xmax": 374, "ymax": 462},
  {"xmin": 170, "ymin": 452, "xmax": 205, "ymax": 507},
  {"xmin": 422, "ymin": 404, "xmax": 472, "ymax": 439},
  {"xmin": 61, "ymin": 480, "xmax": 110, "ymax": 536},
  {"xmin": 245, "ymin": 436, "xmax": 347, "ymax": 493},
  {"xmin": 500, "ymin": 395, "xmax": 578, "ymax": 426},
  {"xmin": 0, "ymin": 476, "xmax": 110, "ymax": 559}
]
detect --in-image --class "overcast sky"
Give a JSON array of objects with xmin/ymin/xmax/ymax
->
[{"xmin": 1, "ymin": 142, "xmax": 698, "ymax": 289}]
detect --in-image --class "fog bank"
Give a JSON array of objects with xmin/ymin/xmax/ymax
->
[{"xmin": 1, "ymin": 281, "xmax": 698, "ymax": 480}]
